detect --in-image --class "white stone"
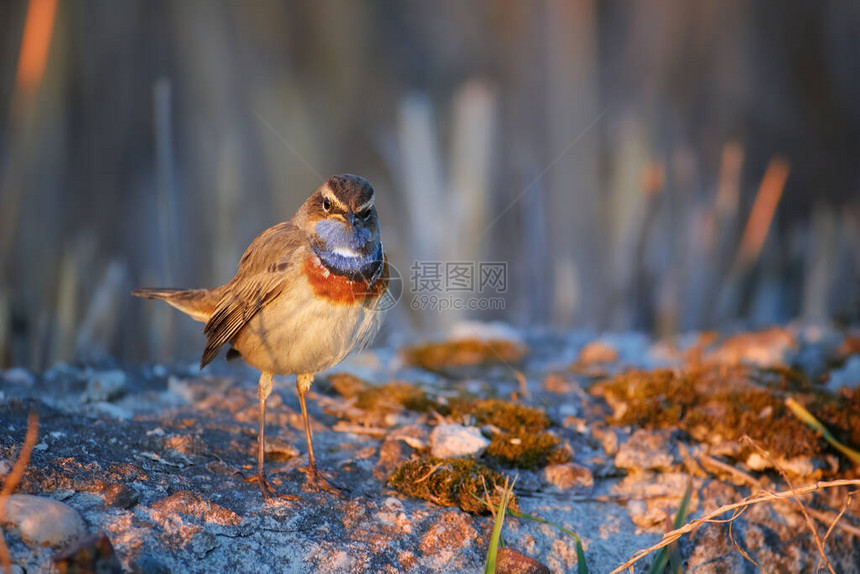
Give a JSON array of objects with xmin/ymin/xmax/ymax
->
[
  {"xmin": 430, "ymin": 424, "xmax": 490, "ymax": 458},
  {"xmin": 449, "ymin": 321, "xmax": 524, "ymax": 345},
  {"xmin": 3, "ymin": 367, "xmax": 36, "ymax": 387},
  {"xmin": 82, "ymin": 370, "xmax": 127, "ymax": 402},
  {"xmin": 88, "ymin": 402, "xmax": 133, "ymax": 420},
  {"xmin": 1, "ymin": 494, "xmax": 87, "ymax": 549}
]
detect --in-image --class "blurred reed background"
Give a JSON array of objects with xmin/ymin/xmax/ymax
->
[{"xmin": 1, "ymin": 0, "xmax": 859, "ymax": 370}]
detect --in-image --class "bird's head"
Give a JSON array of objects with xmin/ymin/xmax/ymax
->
[{"xmin": 297, "ymin": 174, "xmax": 382, "ymax": 275}]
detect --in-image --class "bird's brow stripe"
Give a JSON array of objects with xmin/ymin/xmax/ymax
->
[
  {"xmin": 323, "ymin": 193, "xmax": 348, "ymax": 211},
  {"xmin": 354, "ymin": 198, "xmax": 374, "ymax": 213}
]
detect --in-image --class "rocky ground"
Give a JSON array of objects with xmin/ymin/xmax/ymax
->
[{"xmin": 1, "ymin": 322, "xmax": 859, "ymax": 573}]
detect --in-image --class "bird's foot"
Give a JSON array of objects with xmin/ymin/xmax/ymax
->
[
  {"xmin": 300, "ymin": 466, "xmax": 345, "ymax": 496},
  {"xmin": 246, "ymin": 472, "xmax": 299, "ymax": 502}
]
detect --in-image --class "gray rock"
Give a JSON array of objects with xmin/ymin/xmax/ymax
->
[
  {"xmin": 794, "ymin": 324, "xmax": 844, "ymax": 376},
  {"xmin": 86, "ymin": 401, "xmax": 133, "ymax": 420},
  {"xmin": 53, "ymin": 532, "xmax": 122, "ymax": 574},
  {"xmin": 1, "ymin": 333, "xmax": 856, "ymax": 573},
  {"xmin": 430, "ymin": 424, "xmax": 490, "ymax": 458},
  {"xmin": 3, "ymin": 367, "xmax": 36, "ymax": 387},
  {"xmin": 374, "ymin": 437, "xmax": 415, "ymax": 480},
  {"xmin": 615, "ymin": 429, "xmax": 679, "ymax": 472},
  {"xmin": 827, "ymin": 355, "xmax": 860, "ymax": 391},
  {"xmin": 373, "ymin": 497, "xmax": 412, "ymax": 533},
  {"xmin": 1, "ymin": 494, "xmax": 87, "ymax": 549},
  {"xmin": 591, "ymin": 425, "xmax": 629, "ymax": 456},
  {"xmin": 42, "ymin": 362, "xmax": 86, "ymax": 392}
]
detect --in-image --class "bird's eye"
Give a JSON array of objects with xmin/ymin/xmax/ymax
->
[
  {"xmin": 323, "ymin": 198, "xmax": 331, "ymax": 211},
  {"xmin": 356, "ymin": 208, "xmax": 371, "ymax": 220}
]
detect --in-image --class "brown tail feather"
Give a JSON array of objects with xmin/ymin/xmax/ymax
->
[{"xmin": 132, "ymin": 288, "xmax": 217, "ymax": 323}]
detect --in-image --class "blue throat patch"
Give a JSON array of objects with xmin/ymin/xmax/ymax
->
[
  {"xmin": 314, "ymin": 243, "xmax": 382, "ymax": 281},
  {"xmin": 313, "ymin": 220, "xmax": 382, "ymax": 281}
]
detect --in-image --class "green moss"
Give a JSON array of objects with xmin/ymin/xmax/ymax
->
[
  {"xmin": 389, "ymin": 457, "xmax": 516, "ymax": 514},
  {"xmin": 447, "ymin": 398, "xmax": 550, "ymax": 433},
  {"xmin": 485, "ymin": 432, "xmax": 570, "ymax": 469}
]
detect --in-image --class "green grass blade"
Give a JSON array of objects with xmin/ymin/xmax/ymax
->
[
  {"xmin": 508, "ymin": 509, "xmax": 588, "ymax": 574},
  {"xmin": 786, "ymin": 397, "xmax": 860, "ymax": 466},
  {"xmin": 646, "ymin": 477, "xmax": 693, "ymax": 574},
  {"xmin": 673, "ymin": 478, "xmax": 693, "ymax": 530},
  {"xmin": 484, "ymin": 478, "xmax": 514, "ymax": 574},
  {"xmin": 574, "ymin": 538, "xmax": 588, "ymax": 574}
]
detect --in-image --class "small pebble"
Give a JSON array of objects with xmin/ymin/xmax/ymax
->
[
  {"xmin": 578, "ymin": 341, "xmax": 618, "ymax": 364},
  {"xmin": 496, "ymin": 548, "xmax": 550, "ymax": 574},
  {"xmin": 706, "ymin": 327, "xmax": 796, "ymax": 368},
  {"xmin": 615, "ymin": 429, "xmax": 678, "ymax": 472},
  {"xmin": 82, "ymin": 370, "xmax": 127, "ymax": 402},
  {"xmin": 543, "ymin": 463, "xmax": 594, "ymax": 492},
  {"xmin": 430, "ymin": 424, "xmax": 490, "ymax": 458},
  {"xmin": 1, "ymin": 494, "xmax": 87, "ymax": 549}
]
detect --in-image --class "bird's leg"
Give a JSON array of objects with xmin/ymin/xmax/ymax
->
[
  {"xmin": 245, "ymin": 371, "xmax": 296, "ymax": 501},
  {"xmin": 297, "ymin": 373, "xmax": 342, "ymax": 495}
]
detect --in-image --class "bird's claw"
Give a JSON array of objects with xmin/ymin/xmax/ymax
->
[
  {"xmin": 301, "ymin": 466, "xmax": 345, "ymax": 496},
  {"xmin": 246, "ymin": 472, "xmax": 299, "ymax": 502}
]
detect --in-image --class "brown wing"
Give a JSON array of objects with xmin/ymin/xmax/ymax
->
[{"xmin": 200, "ymin": 222, "xmax": 305, "ymax": 367}]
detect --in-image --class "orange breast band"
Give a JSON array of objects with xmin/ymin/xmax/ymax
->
[{"xmin": 303, "ymin": 254, "xmax": 389, "ymax": 305}]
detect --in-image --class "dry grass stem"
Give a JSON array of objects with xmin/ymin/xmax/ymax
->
[
  {"xmin": 741, "ymin": 436, "xmax": 835, "ymax": 574},
  {"xmin": 698, "ymin": 452, "xmax": 860, "ymax": 539},
  {"xmin": 728, "ymin": 505, "xmax": 759, "ymax": 569},
  {"xmin": 608, "ymin": 479, "xmax": 860, "ymax": 574},
  {"xmin": 822, "ymin": 494, "xmax": 851, "ymax": 545},
  {"xmin": 0, "ymin": 411, "xmax": 39, "ymax": 574},
  {"xmin": 697, "ymin": 453, "xmax": 761, "ymax": 487},
  {"xmin": 737, "ymin": 157, "xmax": 790, "ymax": 266}
]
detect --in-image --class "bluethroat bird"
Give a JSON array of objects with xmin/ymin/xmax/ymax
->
[{"xmin": 133, "ymin": 174, "xmax": 389, "ymax": 499}]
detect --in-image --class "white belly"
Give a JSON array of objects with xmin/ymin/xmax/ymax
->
[{"xmin": 232, "ymin": 281, "xmax": 384, "ymax": 375}]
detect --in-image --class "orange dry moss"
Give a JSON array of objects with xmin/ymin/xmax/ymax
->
[
  {"xmin": 400, "ymin": 339, "xmax": 526, "ymax": 371},
  {"xmin": 592, "ymin": 366, "xmax": 860, "ymax": 468}
]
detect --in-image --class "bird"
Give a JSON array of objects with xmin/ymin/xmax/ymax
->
[{"xmin": 132, "ymin": 174, "xmax": 389, "ymax": 499}]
